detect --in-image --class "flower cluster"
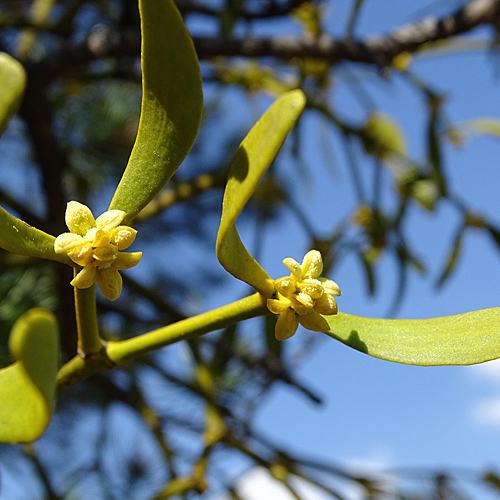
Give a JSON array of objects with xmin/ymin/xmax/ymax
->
[
  {"xmin": 54, "ymin": 201, "xmax": 142, "ymax": 301},
  {"xmin": 267, "ymin": 250, "xmax": 341, "ymax": 341}
]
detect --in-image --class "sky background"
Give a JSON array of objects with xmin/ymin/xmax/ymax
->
[
  {"xmin": 203, "ymin": 0, "xmax": 500, "ymax": 498},
  {"xmin": 1, "ymin": 0, "xmax": 500, "ymax": 498}
]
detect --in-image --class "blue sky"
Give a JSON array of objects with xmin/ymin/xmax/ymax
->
[
  {"xmin": 210, "ymin": 0, "xmax": 500, "ymax": 498},
  {"xmin": 1, "ymin": 1, "xmax": 499, "ymax": 498}
]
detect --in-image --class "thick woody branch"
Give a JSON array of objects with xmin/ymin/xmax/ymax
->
[
  {"xmin": 26, "ymin": 0, "xmax": 500, "ymax": 81},
  {"xmin": 194, "ymin": 0, "xmax": 500, "ymax": 64}
]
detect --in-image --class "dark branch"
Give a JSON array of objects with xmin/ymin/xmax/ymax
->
[
  {"xmin": 25, "ymin": 0, "xmax": 500, "ymax": 81},
  {"xmin": 194, "ymin": 0, "xmax": 500, "ymax": 64}
]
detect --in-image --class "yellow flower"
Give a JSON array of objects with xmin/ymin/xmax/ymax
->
[
  {"xmin": 54, "ymin": 201, "xmax": 142, "ymax": 301},
  {"xmin": 267, "ymin": 250, "xmax": 341, "ymax": 341}
]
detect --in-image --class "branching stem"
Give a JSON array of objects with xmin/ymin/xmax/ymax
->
[{"xmin": 107, "ymin": 293, "xmax": 269, "ymax": 365}]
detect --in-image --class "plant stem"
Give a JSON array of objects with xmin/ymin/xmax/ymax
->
[
  {"xmin": 74, "ymin": 281, "xmax": 102, "ymax": 356},
  {"xmin": 57, "ymin": 293, "xmax": 270, "ymax": 392},
  {"xmin": 107, "ymin": 292, "xmax": 269, "ymax": 365}
]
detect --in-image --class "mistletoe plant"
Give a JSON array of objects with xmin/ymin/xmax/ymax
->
[{"xmin": 1, "ymin": 0, "xmax": 500, "ymax": 445}]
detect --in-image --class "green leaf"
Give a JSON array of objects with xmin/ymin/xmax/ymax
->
[
  {"xmin": 0, "ymin": 308, "xmax": 59, "ymax": 442},
  {"xmin": 324, "ymin": 308, "xmax": 500, "ymax": 366},
  {"xmin": 484, "ymin": 471, "xmax": 500, "ymax": 493},
  {"xmin": 108, "ymin": 0, "xmax": 203, "ymax": 223},
  {"xmin": 436, "ymin": 225, "xmax": 464, "ymax": 288},
  {"xmin": 0, "ymin": 205, "xmax": 73, "ymax": 265},
  {"xmin": 216, "ymin": 90, "xmax": 306, "ymax": 297},
  {"xmin": 459, "ymin": 118, "xmax": 500, "ymax": 138},
  {"xmin": 0, "ymin": 52, "xmax": 26, "ymax": 138},
  {"xmin": 487, "ymin": 224, "xmax": 500, "ymax": 248},
  {"xmin": 210, "ymin": 324, "xmax": 237, "ymax": 376},
  {"xmin": 411, "ymin": 179, "xmax": 440, "ymax": 211},
  {"xmin": 16, "ymin": 0, "xmax": 56, "ymax": 59},
  {"xmin": 361, "ymin": 112, "xmax": 407, "ymax": 160},
  {"xmin": 358, "ymin": 250, "xmax": 376, "ymax": 295},
  {"xmin": 427, "ymin": 96, "xmax": 446, "ymax": 195}
]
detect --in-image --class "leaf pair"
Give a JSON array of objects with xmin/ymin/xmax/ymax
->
[
  {"xmin": 0, "ymin": 0, "xmax": 203, "ymax": 442},
  {"xmin": 214, "ymin": 88, "xmax": 500, "ymax": 368}
]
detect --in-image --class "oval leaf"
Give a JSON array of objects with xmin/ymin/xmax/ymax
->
[
  {"xmin": 0, "ymin": 205, "xmax": 73, "ymax": 265},
  {"xmin": 324, "ymin": 308, "xmax": 500, "ymax": 366},
  {"xmin": 361, "ymin": 112, "xmax": 407, "ymax": 160},
  {"xmin": 108, "ymin": 0, "xmax": 203, "ymax": 223},
  {"xmin": 0, "ymin": 308, "xmax": 59, "ymax": 443},
  {"xmin": 0, "ymin": 52, "xmax": 26, "ymax": 137},
  {"xmin": 216, "ymin": 90, "xmax": 306, "ymax": 297}
]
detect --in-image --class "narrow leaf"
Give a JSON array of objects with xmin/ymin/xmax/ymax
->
[
  {"xmin": 324, "ymin": 308, "xmax": 500, "ymax": 366},
  {"xmin": 484, "ymin": 471, "xmax": 500, "ymax": 493},
  {"xmin": 487, "ymin": 224, "xmax": 500, "ymax": 248},
  {"xmin": 210, "ymin": 324, "xmax": 237, "ymax": 376},
  {"xmin": 359, "ymin": 250, "xmax": 376, "ymax": 295},
  {"xmin": 436, "ymin": 225, "xmax": 464, "ymax": 288},
  {"xmin": 0, "ymin": 52, "xmax": 26, "ymax": 137},
  {"xmin": 0, "ymin": 308, "xmax": 59, "ymax": 442},
  {"xmin": 109, "ymin": 0, "xmax": 203, "ymax": 223},
  {"xmin": 216, "ymin": 90, "xmax": 306, "ymax": 297},
  {"xmin": 427, "ymin": 98, "xmax": 446, "ymax": 195},
  {"xmin": 460, "ymin": 118, "xmax": 500, "ymax": 138},
  {"xmin": 0, "ymin": 205, "xmax": 73, "ymax": 265}
]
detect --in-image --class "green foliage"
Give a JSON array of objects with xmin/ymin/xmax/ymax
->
[
  {"xmin": 216, "ymin": 90, "xmax": 306, "ymax": 297},
  {"xmin": 0, "ymin": 308, "xmax": 59, "ymax": 442},
  {"xmin": 0, "ymin": 205, "xmax": 72, "ymax": 265},
  {"xmin": 324, "ymin": 308, "xmax": 500, "ymax": 365},
  {"xmin": 361, "ymin": 112, "xmax": 407, "ymax": 160},
  {"xmin": 108, "ymin": 0, "xmax": 203, "ymax": 222},
  {"xmin": 0, "ymin": 52, "xmax": 25, "ymax": 137},
  {"xmin": 1, "ymin": 0, "xmax": 500, "ymax": 497}
]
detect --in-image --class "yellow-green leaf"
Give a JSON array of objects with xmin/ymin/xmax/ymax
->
[
  {"xmin": 216, "ymin": 90, "xmax": 306, "ymax": 297},
  {"xmin": 458, "ymin": 118, "xmax": 500, "ymax": 138},
  {"xmin": 0, "ymin": 308, "xmax": 59, "ymax": 443},
  {"xmin": 361, "ymin": 112, "xmax": 407, "ymax": 160},
  {"xmin": 108, "ymin": 0, "xmax": 203, "ymax": 223},
  {"xmin": 0, "ymin": 52, "xmax": 26, "ymax": 137},
  {"xmin": 324, "ymin": 308, "xmax": 500, "ymax": 366},
  {"xmin": 16, "ymin": 0, "xmax": 56, "ymax": 59},
  {"xmin": 0, "ymin": 205, "xmax": 73, "ymax": 265}
]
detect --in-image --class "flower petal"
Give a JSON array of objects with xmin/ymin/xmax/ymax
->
[
  {"xmin": 302, "ymin": 250, "xmax": 323, "ymax": 279},
  {"xmin": 71, "ymin": 265, "xmax": 97, "ymax": 289},
  {"xmin": 298, "ymin": 311, "xmax": 329, "ymax": 332},
  {"xmin": 93, "ymin": 244, "xmax": 118, "ymax": 264},
  {"xmin": 314, "ymin": 294, "xmax": 338, "ymax": 315},
  {"xmin": 110, "ymin": 226, "xmax": 137, "ymax": 250},
  {"xmin": 319, "ymin": 278, "xmax": 341, "ymax": 296},
  {"xmin": 113, "ymin": 252, "xmax": 142, "ymax": 270},
  {"xmin": 275, "ymin": 276, "xmax": 296, "ymax": 298},
  {"xmin": 96, "ymin": 268, "xmax": 123, "ymax": 301},
  {"xmin": 275, "ymin": 309, "xmax": 299, "ymax": 341},
  {"xmin": 65, "ymin": 201, "xmax": 96, "ymax": 236},
  {"xmin": 67, "ymin": 244, "xmax": 93, "ymax": 266},
  {"xmin": 267, "ymin": 296, "xmax": 291, "ymax": 315},
  {"xmin": 54, "ymin": 233, "xmax": 85, "ymax": 253},
  {"xmin": 298, "ymin": 279, "xmax": 323, "ymax": 299},
  {"xmin": 295, "ymin": 292, "xmax": 314, "ymax": 309},
  {"xmin": 92, "ymin": 229, "xmax": 111, "ymax": 248},
  {"xmin": 282, "ymin": 257, "xmax": 302, "ymax": 280},
  {"xmin": 95, "ymin": 210, "xmax": 126, "ymax": 232}
]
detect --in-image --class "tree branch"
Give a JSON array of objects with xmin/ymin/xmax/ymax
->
[
  {"xmin": 26, "ymin": 0, "xmax": 500, "ymax": 81},
  {"xmin": 194, "ymin": 0, "xmax": 500, "ymax": 64}
]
